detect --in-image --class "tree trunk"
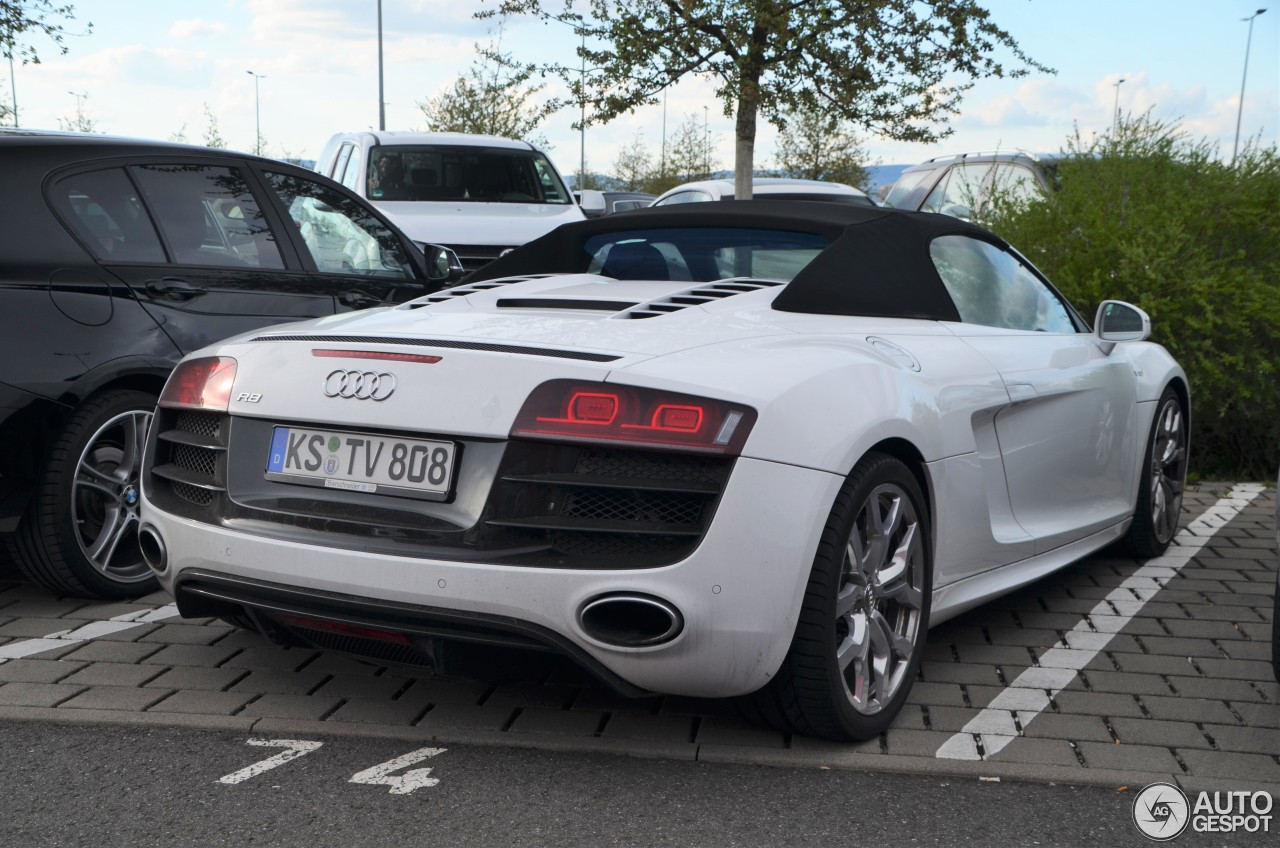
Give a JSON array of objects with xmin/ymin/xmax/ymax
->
[{"xmin": 734, "ymin": 93, "xmax": 757, "ymax": 200}]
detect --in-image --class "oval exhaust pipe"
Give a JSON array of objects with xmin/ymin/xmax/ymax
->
[
  {"xmin": 579, "ymin": 593, "xmax": 683, "ymax": 647},
  {"xmin": 138, "ymin": 524, "xmax": 167, "ymax": 574}
]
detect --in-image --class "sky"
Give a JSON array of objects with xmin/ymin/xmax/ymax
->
[{"xmin": 4, "ymin": 0, "xmax": 1278, "ymax": 177}]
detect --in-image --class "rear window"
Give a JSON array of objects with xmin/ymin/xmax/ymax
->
[
  {"xmin": 883, "ymin": 168, "xmax": 939, "ymax": 209},
  {"xmin": 366, "ymin": 145, "xmax": 571, "ymax": 204},
  {"xmin": 583, "ymin": 228, "xmax": 829, "ymax": 282}
]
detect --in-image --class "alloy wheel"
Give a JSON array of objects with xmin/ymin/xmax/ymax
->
[
  {"xmin": 1149, "ymin": 398, "xmax": 1187, "ymax": 545},
  {"xmin": 70, "ymin": 409, "xmax": 154, "ymax": 584},
  {"xmin": 834, "ymin": 482, "xmax": 926, "ymax": 715}
]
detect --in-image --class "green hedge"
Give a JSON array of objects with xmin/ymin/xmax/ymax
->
[{"xmin": 983, "ymin": 115, "xmax": 1280, "ymax": 479}]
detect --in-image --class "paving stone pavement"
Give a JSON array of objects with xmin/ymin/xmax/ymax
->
[{"xmin": 0, "ymin": 483, "xmax": 1275, "ymax": 796}]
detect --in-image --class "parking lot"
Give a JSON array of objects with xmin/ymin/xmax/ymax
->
[{"xmin": 1, "ymin": 481, "xmax": 1275, "ymax": 797}]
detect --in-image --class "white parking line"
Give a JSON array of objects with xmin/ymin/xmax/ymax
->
[
  {"xmin": 0, "ymin": 603, "xmax": 182, "ymax": 664},
  {"xmin": 935, "ymin": 483, "xmax": 1267, "ymax": 760}
]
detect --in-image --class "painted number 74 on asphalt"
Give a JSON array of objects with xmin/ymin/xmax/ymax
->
[{"xmin": 218, "ymin": 739, "xmax": 446, "ymax": 795}]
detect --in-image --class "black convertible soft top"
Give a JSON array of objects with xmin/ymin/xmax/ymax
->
[{"xmin": 465, "ymin": 200, "xmax": 1016, "ymax": 322}]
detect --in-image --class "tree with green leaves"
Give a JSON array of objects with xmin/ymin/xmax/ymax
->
[
  {"xmin": 483, "ymin": 1, "xmax": 1048, "ymax": 198},
  {"xmin": 57, "ymin": 90, "xmax": 96, "ymax": 132},
  {"xmin": 201, "ymin": 103, "xmax": 226, "ymax": 149},
  {"xmin": 771, "ymin": 106, "xmax": 875, "ymax": 191},
  {"xmin": 2, "ymin": 0, "xmax": 87, "ymax": 62},
  {"xmin": 3, "ymin": 1, "xmax": 90, "ymax": 126},
  {"xmin": 418, "ymin": 30, "xmax": 558, "ymax": 147},
  {"xmin": 611, "ymin": 132, "xmax": 654, "ymax": 192},
  {"xmin": 663, "ymin": 112, "xmax": 718, "ymax": 185},
  {"xmin": 984, "ymin": 113, "xmax": 1280, "ymax": 478}
]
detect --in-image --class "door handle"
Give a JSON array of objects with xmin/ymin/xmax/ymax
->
[
  {"xmin": 340, "ymin": 290, "xmax": 383, "ymax": 308},
  {"xmin": 145, "ymin": 277, "xmax": 206, "ymax": 299}
]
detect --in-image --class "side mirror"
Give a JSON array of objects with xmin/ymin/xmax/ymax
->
[
  {"xmin": 418, "ymin": 243, "xmax": 465, "ymax": 286},
  {"xmin": 1095, "ymin": 300, "xmax": 1151, "ymax": 353},
  {"xmin": 578, "ymin": 189, "xmax": 606, "ymax": 218}
]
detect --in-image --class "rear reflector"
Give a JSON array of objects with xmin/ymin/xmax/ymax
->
[
  {"xmin": 275, "ymin": 613, "xmax": 412, "ymax": 645},
  {"xmin": 511, "ymin": 380, "xmax": 756, "ymax": 455}
]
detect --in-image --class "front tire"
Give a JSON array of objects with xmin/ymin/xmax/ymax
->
[
  {"xmin": 7, "ymin": 390, "xmax": 159, "ymax": 598},
  {"xmin": 1123, "ymin": 388, "xmax": 1188, "ymax": 559},
  {"xmin": 744, "ymin": 452, "xmax": 932, "ymax": 741}
]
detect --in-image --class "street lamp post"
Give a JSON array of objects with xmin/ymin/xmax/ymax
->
[
  {"xmin": 68, "ymin": 89, "xmax": 87, "ymax": 130},
  {"xmin": 6, "ymin": 32, "xmax": 17, "ymax": 127},
  {"xmin": 1111, "ymin": 77, "xmax": 1125, "ymax": 138},
  {"xmin": 377, "ymin": 0, "xmax": 385, "ymax": 131},
  {"xmin": 246, "ymin": 70, "xmax": 265, "ymax": 155},
  {"xmin": 1232, "ymin": 8, "xmax": 1267, "ymax": 165},
  {"xmin": 577, "ymin": 20, "xmax": 585, "ymax": 189}
]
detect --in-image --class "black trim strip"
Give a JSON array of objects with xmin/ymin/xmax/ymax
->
[
  {"xmin": 173, "ymin": 569, "xmax": 651, "ymax": 697},
  {"xmin": 247, "ymin": 334, "xmax": 621, "ymax": 363}
]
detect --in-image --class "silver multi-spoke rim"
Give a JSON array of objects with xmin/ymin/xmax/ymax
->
[
  {"xmin": 1149, "ymin": 399, "xmax": 1187, "ymax": 545},
  {"xmin": 835, "ymin": 482, "xmax": 925, "ymax": 715},
  {"xmin": 70, "ymin": 409, "xmax": 153, "ymax": 583}
]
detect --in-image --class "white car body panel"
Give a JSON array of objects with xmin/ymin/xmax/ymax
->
[
  {"xmin": 142, "ymin": 213, "xmax": 1187, "ymax": 702},
  {"xmin": 373, "ymin": 200, "xmax": 587, "ymax": 248}
]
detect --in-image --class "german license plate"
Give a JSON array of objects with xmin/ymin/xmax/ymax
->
[{"xmin": 265, "ymin": 426, "xmax": 456, "ymax": 500}]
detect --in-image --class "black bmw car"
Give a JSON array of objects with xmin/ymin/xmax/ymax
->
[{"xmin": 0, "ymin": 129, "xmax": 459, "ymax": 598}]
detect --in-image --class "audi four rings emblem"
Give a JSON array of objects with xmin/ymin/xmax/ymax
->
[{"xmin": 323, "ymin": 369, "xmax": 397, "ymax": 401}]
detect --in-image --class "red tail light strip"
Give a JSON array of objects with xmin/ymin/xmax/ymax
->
[{"xmin": 513, "ymin": 380, "xmax": 756, "ymax": 455}]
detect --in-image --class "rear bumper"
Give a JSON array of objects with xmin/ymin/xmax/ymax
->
[{"xmin": 144, "ymin": 457, "xmax": 843, "ymax": 698}]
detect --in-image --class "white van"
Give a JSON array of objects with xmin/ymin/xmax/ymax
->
[{"xmin": 316, "ymin": 131, "xmax": 603, "ymax": 271}]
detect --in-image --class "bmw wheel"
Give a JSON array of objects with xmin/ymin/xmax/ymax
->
[
  {"xmin": 1123, "ymin": 388, "xmax": 1188, "ymax": 559},
  {"xmin": 745, "ymin": 452, "xmax": 932, "ymax": 741},
  {"xmin": 8, "ymin": 389, "xmax": 159, "ymax": 598}
]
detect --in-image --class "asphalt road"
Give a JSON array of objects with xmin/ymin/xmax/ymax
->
[
  {"xmin": 0, "ymin": 482, "xmax": 1276, "ymax": 847},
  {"xmin": 0, "ymin": 720, "xmax": 1184, "ymax": 848}
]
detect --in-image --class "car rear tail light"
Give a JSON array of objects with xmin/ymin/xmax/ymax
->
[
  {"xmin": 511, "ymin": 380, "xmax": 756, "ymax": 455},
  {"xmin": 158, "ymin": 356, "xmax": 238, "ymax": 412}
]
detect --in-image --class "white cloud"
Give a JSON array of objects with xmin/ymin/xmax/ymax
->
[{"xmin": 169, "ymin": 19, "xmax": 228, "ymax": 39}]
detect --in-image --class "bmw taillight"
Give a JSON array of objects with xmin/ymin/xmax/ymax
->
[
  {"xmin": 511, "ymin": 380, "xmax": 756, "ymax": 455},
  {"xmin": 158, "ymin": 356, "xmax": 238, "ymax": 411}
]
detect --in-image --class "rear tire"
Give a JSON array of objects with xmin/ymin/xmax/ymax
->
[
  {"xmin": 7, "ymin": 390, "xmax": 159, "ymax": 598},
  {"xmin": 742, "ymin": 452, "xmax": 932, "ymax": 741},
  {"xmin": 1122, "ymin": 388, "xmax": 1188, "ymax": 559}
]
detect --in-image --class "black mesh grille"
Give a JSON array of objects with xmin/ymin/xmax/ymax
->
[
  {"xmin": 149, "ymin": 408, "xmax": 227, "ymax": 513},
  {"xmin": 176, "ymin": 411, "xmax": 221, "ymax": 440},
  {"xmin": 172, "ymin": 481, "xmax": 214, "ymax": 506},
  {"xmin": 483, "ymin": 441, "xmax": 732, "ymax": 567},
  {"xmin": 172, "ymin": 443, "xmax": 217, "ymax": 478},
  {"xmin": 576, "ymin": 449, "xmax": 724, "ymax": 485},
  {"xmin": 563, "ymin": 489, "xmax": 704, "ymax": 525}
]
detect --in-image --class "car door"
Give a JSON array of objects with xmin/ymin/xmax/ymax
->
[
  {"xmin": 254, "ymin": 168, "xmax": 427, "ymax": 311},
  {"xmin": 49, "ymin": 159, "xmax": 424, "ymax": 355},
  {"xmin": 931, "ymin": 235, "xmax": 1141, "ymax": 552}
]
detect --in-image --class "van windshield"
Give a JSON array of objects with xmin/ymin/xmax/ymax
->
[{"xmin": 366, "ymin": 145, "xmax": 571, "ymax": 205}]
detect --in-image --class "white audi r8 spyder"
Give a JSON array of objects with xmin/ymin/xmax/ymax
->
[{"xmin": 138, "ymin": 202, "xmax": 1188, "ymax": 741}]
